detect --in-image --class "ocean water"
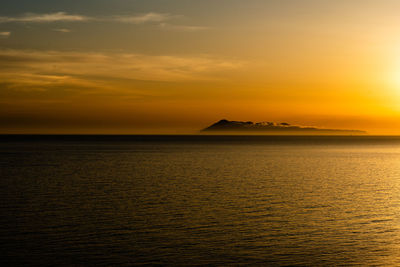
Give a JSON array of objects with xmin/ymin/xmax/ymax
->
[{"xmin": 1, "ymin": 135, "xmax": 400, "ymax": 266}]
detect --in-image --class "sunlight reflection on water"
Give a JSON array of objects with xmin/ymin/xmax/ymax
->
[{"xmin": 1, "ymin": 137, "xmax": 400, "ymax": 265}]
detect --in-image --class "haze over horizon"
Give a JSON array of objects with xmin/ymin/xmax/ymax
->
[{"xmin": 2, "ymin": 0, "xmax": 400, "ymax": 134}]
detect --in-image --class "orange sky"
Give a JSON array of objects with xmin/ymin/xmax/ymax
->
[{"xmin": 2, "ymin": 0, "xmax": 400, "ymax": 134}]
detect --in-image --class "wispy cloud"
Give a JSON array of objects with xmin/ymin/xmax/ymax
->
[
  {"xmin": 0, "ymin": 49, "xmax": 242, "ymax": 94},
  {"xmin": 0, "ymin": 12, "xmax": 208, "ymax": 32},
  {"xmin": 0, "ymin": 12, "xmax": 172, "ymax": 24},
  {"xmin": 0, "ymin": 12, "xmax": 89, "ymax": 23},
  {"xmin": 0, "ymin": 31, "xmax": 10, "ymax": 38},
  {"xmin": 53, "ymin": 28, "xmax": 71, "ymax": 33},
  {"xmin": 113, "ymin": 13, "xmax": 172, "ymax": 24},
  {"xmin": 159, "ymin": 23, "xmax": 208, "ymax": 32}
]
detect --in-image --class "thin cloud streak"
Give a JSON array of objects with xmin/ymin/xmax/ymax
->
[
  {"xmin": 0, "ymin": 12, "xmax": 172, "ymax": 24},
  {"xmin": 0, "ymin": 12, "xmax": 89, "ymax": 23},
  {"xmin": 0, "ymin": 12, "xmax": 208, "ymax": 31},
  {"xmin": 53, "ymin": 28, "xmax": 71, "ymax": 33},
  {"xmin": 0, "ymin": 49, "xmax": 243, "ymax": 95},
  {"xmin": 159, "ymin": 23, "xmax": 209, "ymax": 32},
  {"xmin": 113, "ymin": 13, "xmax": 172, "ymax": 24},
  {"xmin": 0, "ymin": 31, "xmax": 10, "ymax": 37}
]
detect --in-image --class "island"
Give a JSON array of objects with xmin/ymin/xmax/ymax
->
[{"xmin": 201, "ymin": 119, "xmax": 366, "ymax": 135}]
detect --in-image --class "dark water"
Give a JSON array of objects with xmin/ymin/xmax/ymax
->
[{"xmin": 1, "ymin": 135, "xmax": 400, "ymax": 266}]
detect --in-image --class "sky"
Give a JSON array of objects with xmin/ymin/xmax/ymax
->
[{"xmin": 2, "ymin": 0, "xmax": 400, "ymax": 134}]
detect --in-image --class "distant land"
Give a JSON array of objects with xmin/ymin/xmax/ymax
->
[{"xmin": 201, "ymin": 119, "xmax": 366, "ymax": 135}]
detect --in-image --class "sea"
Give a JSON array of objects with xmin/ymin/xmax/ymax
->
[{"xmin": 1, "ymin": 135, "xmax": 400, "ymax": 266}]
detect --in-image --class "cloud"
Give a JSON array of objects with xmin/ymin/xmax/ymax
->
[
  {"xmin": 0, "ymin": 12, "xmax": 89, "ymax": 23},
  {"xmin": 159, "ymin": 23, "xmax": 208, "ymax": 32},
  {"xmin": 0, "ymin": 31, "xmax": 10, "ymax": 38},
  {"xmin": 113, "ymin": 13, "xmax": 172, "ymax": 24},
  {"xmin": 0, "ymin": 12, "xmax": 172, "ymax": 24},
  {"xmin": 0, "ymin": 12, "xmax": 209, "ymax": 31},
  {"xmin": 53, "ymin": 28, "xmax": 71, "ymax": 33},
  {"xmin": 0, "ymin": 49, "xmax": 242, "ymax": 94}
]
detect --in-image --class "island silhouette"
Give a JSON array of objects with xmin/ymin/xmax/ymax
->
[{"xmin": 201, "ymin": 119, "xmax": 366, "ymax": 135}]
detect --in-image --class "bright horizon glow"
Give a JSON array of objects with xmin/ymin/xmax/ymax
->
[{"xmin": 2, "ymin": 0, "xmax": 400, "ymax": 134}]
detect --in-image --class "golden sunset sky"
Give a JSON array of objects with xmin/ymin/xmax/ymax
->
[{"xmin": 2, "ymin": 0, "xmax": 400, "ymax": 134}]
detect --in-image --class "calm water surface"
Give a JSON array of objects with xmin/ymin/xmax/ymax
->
[{"xmin": 1, "ymin": 136, "xmax": 400, "ymax": 266}]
